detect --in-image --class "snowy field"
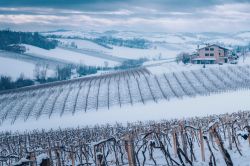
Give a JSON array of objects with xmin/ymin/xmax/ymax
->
[
  {"xmin": 146, "ymin": 55, "xmax": 250, "ymax": 75},
  {"xmin": 111, "ymin": 44, "xmax": 179, "ymax": 60},
  {"xmin": 0, "ymin": 55, "xmax": 55, "ymax": 79},
  {"xmin": 0, "ymin": 56, "xmax": 35, "ymax": 79},
  {"xmin": 58, "ymin": 38, "xmax": 181, "ymax": 60},
  {"xmin": 1, "ymin": 89, "xmax": 250, "ymax": 132},
  {"xmin": 0, "ymin": 56, "xmax": 53, "ymax": 80},
  {"xmin": 58, "ymin": 38, "xmax": 109, "ymax": 53},
  {"xmin": 23, "ymin": 44, "xmax": 120, "ymax": 67}
]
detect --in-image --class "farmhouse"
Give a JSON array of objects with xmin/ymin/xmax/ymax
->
[{"xmin": 192, "ymin": 44, "xmax": 231, "ymax": 64}]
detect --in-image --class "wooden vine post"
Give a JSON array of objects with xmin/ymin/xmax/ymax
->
[
  {"xmin": 172, "ymin": 130, "xmax": 177, "ymax": 158},
  {"xmin": 244, "ymin": 125, "xmax": 250, "ymax": 147},
  {"xmin": 94, "ymin": 143, "xmax": 105, "ymax": 166},
  {"xmin": 246, "ymin": 126, "xmax": 250, "ymax": 147},
  {"xmin": 210, "ymin": 123, "xmax": 233, "ymax": 166},
  {"xmin": 124, "ymin": 134, "xmax": 137, "ymax": 166},
  {"xmin": 55, "ymin": 142, "xmax": 62, "ymax": 166},
  {"xmin": 180, "ymin": 123, "xmax": 188, "ymax": 162},
  {"xmin": 248, "ymin": 133, "xmax": 250, "ymax": 147},
  {"xmin": 227, "ymin": 126, "xmax": 232, "ymax": 150},
  {"xmin": 199, "ymin": 128, "xmax": 205, "ymax": 162},
  {"xmin": 30, "ymin": 152, "xmax": 36, "ymax": 166},
  {"xmin": 47, "ymin": 137, "xmax": 53, "ymax": 166},
  {"xmin": 40, "ymin": 158, "xmax": 50, "ymax": 166},
  {"xmin": 96, "ymin": 152, "xmax": 104, "ymax": 166},
  {"xmin": 19, "ymin": 141, "xmax": 23, "ymax": 159},
  {"xmin": 70, "ymin": 145, "xmax": 75, "ymax": 166},
  {"xmin": 226, "ymin": 116, "xmax": 232, "ymax": 150}
]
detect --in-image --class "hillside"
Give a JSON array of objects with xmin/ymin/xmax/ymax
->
[
  {"xmin": 1, "ymin": 30, "xmax": 250, "ymax": 81},
  {"xmin": 1, "ymin": 65, "xmax": 250, "ymax": 166},
  {"xmin": 23, "ymin": 44, "xmax": 120, "ymax": 67},
  {"xmin": 1, "ymin": 65, "xmax": 250, "ymax": 129}
]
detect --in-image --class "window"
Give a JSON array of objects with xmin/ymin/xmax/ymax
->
[
  {"xmin": 210, "ymin": 48, "xmax": 214, "ymax": 51},
  {"xmin": 210, "ymin": 53, "xmax": 214, "ymax": 56},
  {"xmin": 205, "ymin": 47, "xmax": 209, "ymax": 51},
  {"xmin": 205, "ymin": 53, "xmax": 209, "ymax": 56}
]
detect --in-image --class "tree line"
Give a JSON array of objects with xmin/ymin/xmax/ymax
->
[
  {"xmin": 0, "ymin": 29, "xmax": 58, "ymax": 53},
  {"xmin": 114, "ymin": 58, "xmax": 147, "ymax": 70},
  {"xmin": 91, "ymin": 36, "xmax": 152, "ymax": 49},
  {"xmin": 0, "ymin": 75, "xmax": 34, "ymax": 91},
  {"xmin": 0, "ymin": 64, "xmax": 108, "ymax": 91}
]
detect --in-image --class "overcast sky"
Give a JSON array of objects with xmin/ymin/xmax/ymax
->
[{"xmin": 1, "ymin": 0, "xmax": 250, "ymax": 32}]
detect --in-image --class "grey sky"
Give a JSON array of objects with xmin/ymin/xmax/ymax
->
[{"xmin": 1, "ymin": 0, "xmax": 250, "ymax": 32}]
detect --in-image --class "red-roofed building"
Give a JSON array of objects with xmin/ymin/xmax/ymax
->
[{"xmin": 192, "ymin": 44, "xmax": 231, "ymax": 64}]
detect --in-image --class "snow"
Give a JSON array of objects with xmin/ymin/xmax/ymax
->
[
  {"xmin": 0, "ymin": 56, "xmax": 36, "ymax": 79},
  {"xmin": 23, "ymin": 44, "xmax": 119, "ymax": 67},
  {"xmin": 161, "ymin": 34, "xmax": 186, "ymax": 44},
  {"xmin": 1, "ymin": 89, "xmax": 250, "ymax": 132},
  {"xmin": 36, "ymin": 153, "xmax": 49, "ymax": 165},
  {"xmin": 209, "ymin": 38, "xmax": 246, "ymax": 46},
  {"xmin": 58, "ymin": 38, "xmax": 108, "ymax": 52},
  {"xmin": 239, "ymin": 53, "xmax": 250, "ymax": 64},
  {"xmin": 0, "ymin": 54, "xmax": 55, "ymax": 79},
  {"xmin": 237, "ymin": 131, "xmax": 249, "ymax": 137},
  {"xmin": 43, "ymin": 30, "xmax": 250, "ymax": 62},
  {"xmin": 57, "ymin": 38, "xmax": 181, "ymax": 60},
  {"xmin": 13, "ymin": 158, "xmax": 31, "ymax": 166},
  {"xmin": 44, "ymin": 30, "xmax": 250, "ymax": 48},
  {"xmin": 146, "ymin": 55, "xmax": 250, "ymax": 75},
  {"xmin": 110, "ymin": 45, "xmax": 179, "ymax": 60},
  {"xmin": 0, "ymin": 63, "xmax": 249, "ymax": 131},
  {"xmin": 208, "ymin": 120, "xmax": 219, "ymax": 129},
  {"xmin": 235, "ymin": 31, "xmax": 250, "ymax": 39},
  {"xmin": 3, "ymin": 25, "xmax": 250, "ymax": 166},
  {"xmin": 145, "ymin": 62, "xmax": 202, "ymax": 75}
]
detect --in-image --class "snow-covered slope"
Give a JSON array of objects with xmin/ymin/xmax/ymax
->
[
  {"xmin": 145, "ymin": 54, "xmax": 250, "ymax": 75},
  {"xmin": 24, "ymin": 44, "xmax": 119, "ymax": 67},
  {"xmin": 43, "ymin": 30, "xmax": 250, "ymax": 62},
  {"xmin": 1, "ymin": 89, "xmax": 250, "ymax": 131},
  {"xmin": 1, "ymin": 65, "xmax": 250, "ymax": 130},
  {"xmin": 0, "ymin": 56, "xmax": 36, "ymax": 79},
  {"xmin": 44, "ymin": 30, "xmax": 250, "ymax": 47},
  {"xmin": 2, "ymin": 30, "xmax": 250, "ymax": 81},
  {"xmin": 58, "ymin": 38, "xmax": 180, "ymax": 60},
  {"xmin": 58, "ymin": 38, "xmax": 108, "ymax": 52}
]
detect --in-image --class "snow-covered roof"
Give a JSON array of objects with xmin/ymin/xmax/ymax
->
[{"xmin": 197, "ymin": 44, "xmax": 229, "ymax": 51}]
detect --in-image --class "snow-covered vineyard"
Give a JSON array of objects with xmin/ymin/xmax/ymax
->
[
  {"xmin": 1, "ymin": 65, "xmax": 250, "ymax": 124},
  {"xmin": 0, "ymin": 111, "xmax": 250, "ymax": 165}
]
